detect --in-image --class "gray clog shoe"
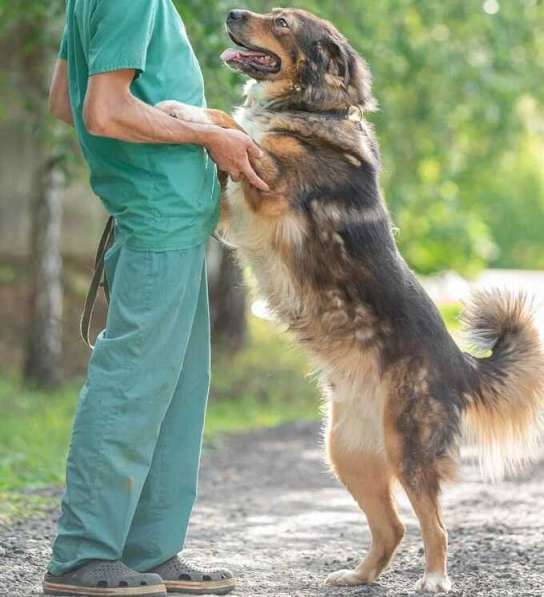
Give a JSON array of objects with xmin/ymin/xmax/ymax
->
[
  {"xmin": 146, "ymin": 556, "xmax": 235, "ymax": 595},
  {"xmin": 43, "ymin": 560, "xmax": 167, "ymax": 596}
]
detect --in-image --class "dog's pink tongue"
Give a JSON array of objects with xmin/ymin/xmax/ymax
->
[
  {"xmin": 221, "ymin": 48, "xmax": 241, "ymax": 62},
  {"xmin": 221, "ymin": 47, "xmax": 266, "ymax": 63}
]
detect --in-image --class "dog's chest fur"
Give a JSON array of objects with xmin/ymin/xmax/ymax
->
[
  {"xmin": 234, "ymin": 103, "xmax": 267, "ymax": 143},
  {"xmin": 224, "ymin": 177, "xmax": 301, "ymax": 319},
  {"xmin": 324, "ymin": 357, "xmax": 386, "ymax": 455},
  {"xmin": 224, "ymin": 106, "xmax": 302, "ymax": 318}
]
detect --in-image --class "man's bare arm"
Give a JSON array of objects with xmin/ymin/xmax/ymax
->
[
  {"xmin": 83, "ymin": 69, "xmax": 268, "ymax": 190},
  {"xmin": 49, "ymin": 59, "xmax": 74, "ymax": 126}
]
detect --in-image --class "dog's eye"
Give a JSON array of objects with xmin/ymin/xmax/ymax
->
[{"xmin": 275, "ymin": 17, "xmax": 289, "ymax": 29}]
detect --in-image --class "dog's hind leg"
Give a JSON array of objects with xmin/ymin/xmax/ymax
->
[
  {"xmin": 399, "ymin": 480, "xmax": 451, "ymax": 593},
  {"xmin": 384, "ymin": 380, "xmax": 456, "ymax": 593},
  {"xmin": 325, "ymin": 414, "xmax": 405, "ymax": 586}
]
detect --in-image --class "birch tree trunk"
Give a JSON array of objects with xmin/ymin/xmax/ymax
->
[{"xmin": 24, "ymin": 158, "xmax": 64, "ymax": 387}]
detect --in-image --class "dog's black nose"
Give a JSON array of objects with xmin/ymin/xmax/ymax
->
[{"xmin": 227, "ymin": 9, "xmax": 249, "ymax": 23}]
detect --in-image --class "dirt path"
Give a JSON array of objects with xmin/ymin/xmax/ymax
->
[{"xmin": 1, "ymin": 422, "xmax": 543, "ymax": 596}]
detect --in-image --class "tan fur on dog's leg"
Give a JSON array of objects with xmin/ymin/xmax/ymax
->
[
  {"xmin": 326, "ymin": 437, "xmax": 404, "ymax": 586},
  {"xmin": 384, "ymin": 405, "xmax": 452, "ymax": 593},
  {"xmin": 400, "ymin": 483, "xmax": 451, "ymax": 593},
  {"xmin": 206, "ymin": 108, "xmax": 243, "ymax": 131}
]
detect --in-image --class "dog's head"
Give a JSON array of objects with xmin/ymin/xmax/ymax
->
[{"xmin": 221, "ymin": 8, "xmax": 376, "ymax": 112}]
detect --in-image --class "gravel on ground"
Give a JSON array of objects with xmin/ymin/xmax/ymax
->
[{"xmin": 1, "ymin": 421, "xmax": 543, "ymax": 596}]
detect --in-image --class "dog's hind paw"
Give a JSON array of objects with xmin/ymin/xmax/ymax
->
[
  {"xmin": 415, "ymin": 573, "xmax": 452, "ymax": 593},
  {"xmin": 325, "ymin": 569, "xmax": 367, "ymax": 586}
]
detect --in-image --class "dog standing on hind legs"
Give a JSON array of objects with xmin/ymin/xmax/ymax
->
[{"xmin": 158, "ymin": 7, "xmax": 544, "ymax": 592}]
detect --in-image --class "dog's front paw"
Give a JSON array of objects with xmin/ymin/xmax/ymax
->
[
  {"xmin": 415, "ymin": 573, "xmax": 452, "ymax": 593},
  {"xmin": 325, "ymin": 569, "xmax": 367, "ymax": 586},
  {"xmin": 155, "ymin": 101, "xmax": 209, "ymax": 124},
  {"xmin": 155, "ymin": 100, "xmax": 181, "ymax": 117}
]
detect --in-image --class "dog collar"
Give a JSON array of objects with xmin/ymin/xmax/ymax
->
[
  {"xmin": 274, "ymin": 105, "xmax": 364, "ymax": 124},
  {"xmin": 282, "ymin": 106, "xmax": 365, "ymax": 131}
]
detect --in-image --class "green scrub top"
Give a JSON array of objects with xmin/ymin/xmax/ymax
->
[{"xmin": 60, "ymin": 0, "xmax": 220, "ymax": 250}]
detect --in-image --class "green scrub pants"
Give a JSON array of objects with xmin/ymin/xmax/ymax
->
[{"xmin": 48, "ymin": 239, "xmax": 210, "ymax": 576}]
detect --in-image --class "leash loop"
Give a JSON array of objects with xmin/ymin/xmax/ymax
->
[{"xmin": 80, "ymin": 216, "xmax": 115, "ymax": 349}]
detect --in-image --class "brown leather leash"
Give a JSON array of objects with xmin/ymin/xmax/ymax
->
[{"xmin": 80, "ymin": 216, "xmax": 115, "ymax": 349}]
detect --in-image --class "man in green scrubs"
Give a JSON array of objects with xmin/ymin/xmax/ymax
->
[{"xmin": 45, "ymin": 1, "xmax": 266, "ymax": 595}]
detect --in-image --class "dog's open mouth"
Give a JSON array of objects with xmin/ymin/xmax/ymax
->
[{"xmin": 221, "ymin": 31, "xmax": 281, "ymax": 74}]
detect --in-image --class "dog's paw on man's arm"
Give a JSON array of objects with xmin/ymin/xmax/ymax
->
[
  {"xmin": 155, "ymin": 99, "xmax": 210, "ymax": 123},
  {"xmin": 155, "ymin": 100, "xmax": 241, "ymax": 131}
]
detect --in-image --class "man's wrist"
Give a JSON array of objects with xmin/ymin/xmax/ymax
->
[{"xmin": 193, "ymin": 125, "xmax": 221, "ymax": 150}]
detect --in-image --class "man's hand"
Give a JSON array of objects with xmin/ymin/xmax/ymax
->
[{"xmin": 205, "ymin": 129, "xmax": 269, "ymax": 192}]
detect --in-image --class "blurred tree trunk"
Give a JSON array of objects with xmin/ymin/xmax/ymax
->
[
  {"xmin": 208, "ymin": 239, "xmax": 247, "ymax": 353},
  {"xmin": 24, "ymin": 159, "xmax": 64, "ymax": 387},
  {"xmin": 13, "ymin": 19, "xmax": 66, "ymax": 387}
]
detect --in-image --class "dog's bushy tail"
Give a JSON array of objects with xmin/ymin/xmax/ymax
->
[{"xmin": 461, "ymin": 290, "xmax": 544, "ymax": 480}]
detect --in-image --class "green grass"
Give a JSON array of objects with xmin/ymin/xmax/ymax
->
[
  {"xmin": 0, "ymin": 305, "xmax": 460, "ymax": 521},
  {"xmin": 206, "ymin": 318, "xmax": 320, "ymax": 435}
]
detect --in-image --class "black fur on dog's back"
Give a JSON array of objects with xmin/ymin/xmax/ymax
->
[{"xmin": 291, "ymin": 130, "xmax": 543, "ymax": 484}]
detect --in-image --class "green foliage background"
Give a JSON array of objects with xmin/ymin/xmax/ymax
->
[
  {"xmin": 2, "ymin": 0, "xmax": 543, "ymax": 274},
  {"xmin": 178, "ymin": 0, "xmax": 544, "ymax": 274}
]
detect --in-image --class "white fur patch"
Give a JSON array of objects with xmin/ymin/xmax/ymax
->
[
  {"xmin": 277, "ymin": 213, "xmax": 307, "ymax": 253},
  {"xmin": 324, "ymin": 358, "xmax": 385, "ymax": 455},
  {"xmin": 325, "ymin": 569, "xmax": 366, "ymax": 586},
  {"xmin": 243, "ymin": 80, "xmax": 267, "ymax": 105},
  {"xmin": 224, "ymin": 180, "xmax": 301, "ymax": 318},
  {"xmin": 415, "ymin": 573, "xmax": 452, "ymax": 593},
  {"xmin": 234, "ymin": 106, "xmax": 266, "ymax": 143},
  {"xmin": 310, "ymin": 199, "xmax": 385, "ymax": 227}
]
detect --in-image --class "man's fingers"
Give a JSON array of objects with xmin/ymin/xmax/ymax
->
[
  {"xmin": 242, "ymin": 159, "xmax": 270, "ymax": 191},
  {"xmin": 230, "ymin": 170, "xmax": 241, "ymax": 182},
  {"xmin": 246, "ymin": 141, "xmax": 264, "ymax": 160}
]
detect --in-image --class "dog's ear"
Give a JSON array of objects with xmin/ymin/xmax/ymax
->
[
  {"xmin": 322, "ymin": 37, "xmax": 351, "ymax": 89},
  {"xmin": 297, "ymin": 34, "xmax": 377, "ymax": 112},
  {"xmin": 298, "ymin": 42, "xmax": 325, "ymax": 89},
  {"xmin": 326, "ymin": 38, "xmax": 377, "ymax": 111},
  {"xmin": 350, "ymin": 54, "xmax": 377, "ymax": 112},
  {"xmin": 300, "ymin": 38, "xmax": 351, "ymax": 88}
]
